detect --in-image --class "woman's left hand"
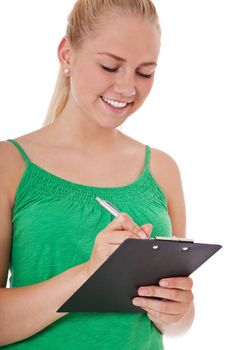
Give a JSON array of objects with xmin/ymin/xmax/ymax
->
[{"xmin": 132, "ymin": 277, "xmax": 194, "ymax": 332}]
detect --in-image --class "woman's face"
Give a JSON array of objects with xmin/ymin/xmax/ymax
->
[{"xmin": 67, "ymin": 15, "xmax": 160, "ymax": 129}]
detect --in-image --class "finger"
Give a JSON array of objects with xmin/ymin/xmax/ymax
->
[
  {"xmin": 107, "ymin": 213, "xmax": 151, "ymax": 239},
  {"xmin": 132, "ymin": 297, "xmax": 189, "ymax": 315},
  {"xmin": 106, "ymin": 231, "xmax": 140, "ymax": 257},
  {"xmin": 140, "ymin": 223, "xmax": 153, "ymax": 237},
  {"xmin": 143, "ymin": 307, "xmax": 182, "ymax": 324},
  {"xmin": 130, "ymin": 223, "xmax": 152, "ymax": 239},
  {"xmin": 125, "ymin": 221, "xmax": 152, "ymax": 239},
  {"xmin": 107, "ymin": 230, "xmax": 141, "ymax": 244},
  {"xmin": 107, "ymin": 213, "xmax": 141, "ymax": 234},
  {"xmin": 159, "ymin": 277, "xmax": 193, "ymax": 291},
  {"xmin": 138, "ymin": 285, "xmax": 193, "ymax": 303}
]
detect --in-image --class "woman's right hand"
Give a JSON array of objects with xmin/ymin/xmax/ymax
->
[{"xmin": 86, "ymin": 213, "xmax": 153, "ymax": 277}]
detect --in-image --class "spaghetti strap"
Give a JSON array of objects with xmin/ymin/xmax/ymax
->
[
  {"xmin": 7, "ymin": 139, "xmax": 31, "ymax": 164},
  {"xmin": 144, "ymin": 145, "xmax": 151, "ymax": 169}
]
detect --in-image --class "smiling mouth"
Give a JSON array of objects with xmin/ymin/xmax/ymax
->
[
  {"xmin": 100, "ymin": 96, "xmax": 134, "ymax": 107},
  {"xmin": 100, "ymin": 96, "xmax": 133, "ymax": 113}
]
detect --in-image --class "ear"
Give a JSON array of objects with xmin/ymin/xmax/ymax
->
[{"xmin": 57, "ymin": 36, "xmax": 73, "ymax": 70}]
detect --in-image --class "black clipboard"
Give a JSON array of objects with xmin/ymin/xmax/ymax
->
[{"xmin": 57, "ymin": 237, "xmax": 222, "ymax": 313}]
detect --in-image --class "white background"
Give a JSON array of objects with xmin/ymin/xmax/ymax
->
[{"xmin": 0, "ymin": 1, "xmax": 232, "ymax": 349}]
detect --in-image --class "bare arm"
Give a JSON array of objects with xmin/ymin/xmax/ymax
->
[
  {"xmin": 0, "ymin": 142, "xmax": 90, "ymax": 346},
  {"xmin": 0, "ymin": 264, "xmax": 89, "ymax": 346},
  {"xmin": 156, "ymin": 150, "xmax": 195, "ymax": 335},
  {"xmin": 134, "ymin": 149, "xmax": 195, "ymax": 336}
]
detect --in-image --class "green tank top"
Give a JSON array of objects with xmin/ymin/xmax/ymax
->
[{"xmin": 2, "ymin": 139, "xmax": 172, "ymax": 350}]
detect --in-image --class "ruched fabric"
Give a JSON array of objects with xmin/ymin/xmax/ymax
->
[{"xmin": 1, "ymin": 139, "xmax": 172, "ymax": 350}]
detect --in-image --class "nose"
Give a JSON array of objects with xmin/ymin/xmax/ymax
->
[{"xmin": 113, "ymin": 71, "xmax": 136, "ymax": 97}]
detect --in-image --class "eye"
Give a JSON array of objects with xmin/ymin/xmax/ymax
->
[
  {"xmin": 99, "ymin": 64, "xmax": 153, "ymax": 79},
  {"xmin": 100, "ymin": 65, "xmax": 118, "ymax": 73},
  {"xmin": 137, "ymin": 73, "xmax": 153, "ymax": 79}
]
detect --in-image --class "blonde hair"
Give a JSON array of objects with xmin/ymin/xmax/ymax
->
[{"xmin": 43, "ymin": 0, "xmax": 160, "ymax": 127}]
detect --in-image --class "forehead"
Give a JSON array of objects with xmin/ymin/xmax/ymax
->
[{"xmin": 82, "ymin": 15, "xmax": 160, "ymax": 62}]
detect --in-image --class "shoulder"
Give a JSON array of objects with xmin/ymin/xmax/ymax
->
[
  {"xmin": 0, "ymin": 140, "xmax": 26, "ymax": 170},
  {"xmin": 0, "ymin": 141, "xmax": 26, "ymax": 207},
  {"xmin": 0, "ymin": 127, "xmax": 47, "ymax": 201},
  {"xmin": 149, "ymin": 147, "xmax": 182, "ymax": 191},
  {"xmin": 0, "ymin": 140, "xmax": 23, "ymax": 179},
  {"xmin": 150, "ymin": 148, "xmax": 180, "ymax": 172},
  {"xmin": 149, "ymin": 147, "xmax": 186, "ymax": 236}
]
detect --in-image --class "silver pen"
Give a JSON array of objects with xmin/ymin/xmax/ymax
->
[
  {"xmin": 96, "ymin": 197, "xmax": 148, "ymax": 239},
  {"xmin": 96, "ymin": 197, "xmax": 121, "ymax": 217},
  {"xmin": 96, "ymin": 197, "xmax": 193, "ymax": 243}
]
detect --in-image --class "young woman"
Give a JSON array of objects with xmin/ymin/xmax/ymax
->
[{"xmin": 0, "ymin": 0, "xmax": 194, "ymax": 349}]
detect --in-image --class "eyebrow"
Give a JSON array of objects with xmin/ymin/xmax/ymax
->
[{"xmin": 97, "ymin": 52, "xmax": 157, "ymax": 66}]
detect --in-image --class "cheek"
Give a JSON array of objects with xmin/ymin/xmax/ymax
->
[
  {"xmin": 91, "ymin": 69, "xmax": 112, "ymax": 91},
  {"xmin": 140, "ymin": 79, "xmax": 154, "ymax": 98},
  {"xmin": 82, "ymin": 67, "xmax": 109, "ymax": 96}
]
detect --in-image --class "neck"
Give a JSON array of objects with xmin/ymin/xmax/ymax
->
[{"xmin": 44, "ymin": 105, "xmax": 123, "ymax": 153}]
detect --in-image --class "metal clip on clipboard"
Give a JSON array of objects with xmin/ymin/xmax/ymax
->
[{"xmin": 149, "ymin": 236, "xmax": 194, "ymax": 243}]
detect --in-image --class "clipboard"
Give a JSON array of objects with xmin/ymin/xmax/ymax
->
[{"xmin": 57, "ymin": 237, "xmax": 222, "ymax": 313}]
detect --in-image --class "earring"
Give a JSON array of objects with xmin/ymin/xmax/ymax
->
[{"xmin": 64, "ymin": 68, "xmax": 70, "ymax": 75}]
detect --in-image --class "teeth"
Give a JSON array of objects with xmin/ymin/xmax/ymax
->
[{"xmin": 101, "ymin": 96, "xmax": 128, "ymax": 108}]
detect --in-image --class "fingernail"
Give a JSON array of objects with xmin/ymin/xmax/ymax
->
[
  {"xmin": 146, "ymin": 223, "xmax": 153, "ymax": 229},
  {"xmin": 138, "ymin": 230, "xmax": 147, "ymax": 239},
  {"xmin": 133, "ymin": 298, "xmax": 142, "ymax": 306},
  {"xmin": 138, "ymin": 288, "xmax": 149, "ymax": 296},
  {"xmin": 159, "ymin": 280, "xmax": 168, "ymax": 287}
]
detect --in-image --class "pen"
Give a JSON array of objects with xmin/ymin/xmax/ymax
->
[
  {"xmin": 96, "ymin": 197, "xmax": 194, "ymax": 243},
  {"xmin": 96, "ymin": 197, "xmax": 121, "ymax": 217}
]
